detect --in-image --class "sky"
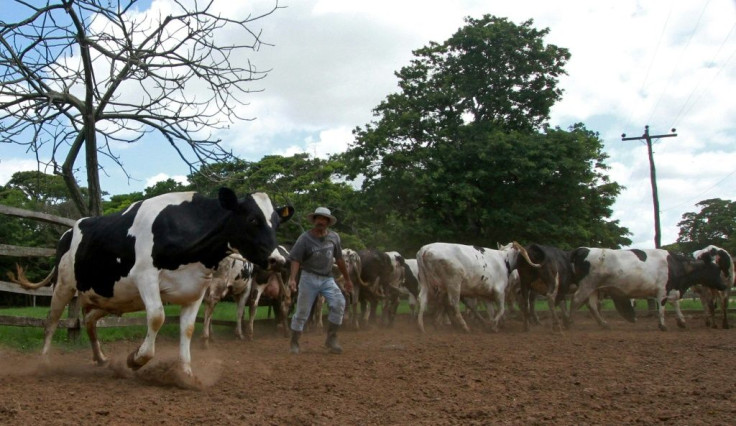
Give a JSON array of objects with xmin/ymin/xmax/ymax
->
[{"xmin": 2, "ymin": 0, "xmax": 735, "ymax": 249}]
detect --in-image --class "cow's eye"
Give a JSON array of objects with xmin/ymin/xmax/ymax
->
[{"xmin": 248, "ymin": 217, "xmax": 259, "ymax": 226}]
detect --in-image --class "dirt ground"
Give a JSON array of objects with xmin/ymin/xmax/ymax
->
[{"xmin": 1, "ymin": 310, "xmax": 735, "ymax": 425}]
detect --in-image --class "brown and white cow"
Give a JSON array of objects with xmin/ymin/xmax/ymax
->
[
  {"xmin": 416, "ymin": 242, "xmax": 538, "ymax": 333},
  {"xmin": 246, "ymin": 245, "xmax": 293, "ymax": 339},
  {"xmin": 691, "ymin": 245, "xmax": 734, "ymax": 329},
  {"xmin": 201, "ymin": 254, "xmax": 254, "ymax": 347}
]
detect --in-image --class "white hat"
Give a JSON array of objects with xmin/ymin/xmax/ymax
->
[{"xmin": 307, "ymin": 206, "xmax": 337, "ymax": 226}]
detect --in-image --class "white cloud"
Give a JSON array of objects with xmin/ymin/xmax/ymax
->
[
  {"xmin": 0, "ymin": 158, "xmax": 44, "ymax": 184},
  {"xmin": 145, "ymin": 173, "xmax": 189, "ymax": 189}
]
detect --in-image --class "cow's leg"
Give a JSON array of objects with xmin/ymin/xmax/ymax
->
[
  {"xmin": 656, "ymin": 293, "xmax": 668, "ymax": 331},
  {"xmin": 408, "ymin": 293, "xmax": 417, "ymax": 319},
  {"xmin": 585, "ymin": 291, "xmax": 610, "ymax": 329},
  {"xmin": 519, "ymin": 284, "xmax": 532, "ymax": 332},
  {"xmin": 41, "ymin": 281, "xmax": 77, "ymax": 359},
  {"xmin": 312, "ymin": 295, "xmax": 324, "ymax": 330},
  {"xmin": 417, "ymin": 283, "xmax": 429, "ymax": 333},
  {"xmin": 235, "ymin": 289, "xmax": 249, "ymax": 340},
  {"xmin": 446, "ymin": 286, "xmax": 470, "ymax": 332},
  {"xmin": 719, "ymin": 290, "xmax": 730, "ymax": 329},
  {"xmin": 248, "ymin": 285, "xmax": 265, "ymax": 339},
  {"xmin": 127, "ymin": 281, "xmax": 165, "ymax": 371},
  {"xmin": 570, "ymin": 283, "xmax": 604, "ymax": 326},
  {"xmin": 489, "ymin": 293, "xmax": 505, "ymax": 333},
  {"xmin": 671, "ymin": 292, "xmax": 687, "ymax": 329},
  {"xmin": 201, "ymin": 297, "xmax": 215, "ymax": 349},
  {"xmin": 546, "ymin": 272, "xmax": 562, "ymax": 331},
  {"xmin": 84, "ymin": 308, "xmax": 110, "ymax": 365},
  {"xmin": 558, "ymin": 297, "xmax": 572, "ymax": 329},
  {"xmin": 177, "ymin": 297, "xmax": 205, "ymax": 377},
  {"xmin": 699, "ymin": 290, "xmax": 715, "ymax": 328}
]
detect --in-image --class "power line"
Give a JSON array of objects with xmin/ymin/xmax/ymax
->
[
  {"xmin": 646, "ymin": 0, "xmax": 711, "ymax": 127},
  {"xmin": 660, "ymin": 167, "xmax": 736, "ymax": 212}
]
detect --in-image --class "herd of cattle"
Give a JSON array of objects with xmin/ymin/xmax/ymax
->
[{"xmin": 9, "ymin": 189, "xmax": 735, "ymax": 381}]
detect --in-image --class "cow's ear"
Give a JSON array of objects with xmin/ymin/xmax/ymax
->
[
  {"xmin": 277, "ymin": 205, "xmax": 294, "ymax": 223},
  {"xmin": 218, "ymin": 187, "xmax": 239, "ymax": 211}
]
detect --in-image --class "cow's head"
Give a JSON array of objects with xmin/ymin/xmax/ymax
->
[
  {"xmin": 678, "ymin": 256, "xmax": 729, "ymax": 292},
  {"xmin": 693, "ymin": 245, "xmax": 734, "ymax": 290},
  {"xmin": 219, "ymin": 188, "xmax": 293, "ymax": 269}
]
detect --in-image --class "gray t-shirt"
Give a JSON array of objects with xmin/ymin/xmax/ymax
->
[{"xmin": 289, "ymin": 230, "xmax": 344, "ymax": 277}]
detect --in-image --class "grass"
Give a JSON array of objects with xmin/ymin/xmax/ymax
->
[
  {"xmin": 0, "ymin": 297, "xmax": 716, "ymax": 352},
  {"xmin": 0, "ymin": 301, "xmax": 280, "ymax": 352}
]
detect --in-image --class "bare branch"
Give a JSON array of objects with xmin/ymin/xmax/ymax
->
[{"xmin": 1, "ymin": 0, "xmax": 283, "ymax": 214}]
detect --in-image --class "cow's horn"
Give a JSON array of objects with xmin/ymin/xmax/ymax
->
[
  {"xmin": 8, "ymin": 264, "xmax": 56, "ymax": 289},
  {"xmin": 513, "ymin": 242, "xmax": 542, "ymax": 268}
]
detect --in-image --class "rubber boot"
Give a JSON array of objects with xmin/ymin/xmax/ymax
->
[
  {"xmin": 290, "ymin": 330, "xmax": 301, "ymax": 354},
  {"xmin": 325, "ymin": 322, "xmax": 343, "ymax": 354}
]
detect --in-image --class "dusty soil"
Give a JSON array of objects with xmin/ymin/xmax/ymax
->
[{"xmin": 1, "ymin": 311, "xmax": 735, "ymax": 425}]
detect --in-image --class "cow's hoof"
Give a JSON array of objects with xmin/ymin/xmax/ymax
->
[
  {"xmin": 93, "ymin": 356, "xmax": 109, "ymax": 366},
  {"xmin": 723, "ymin": 323, "xmax": 730, "ymax": 330},
  {"xmin": 658, "ymin": 324, "xmax": 668, "ymax": 331},
  {"xmin": 676, "ymin": 320, "xmax": 687, "ymax": 329},
  {"xmin": 201, "ymin": 339, "xmax": 210, "ymax": 350},
  {"xmin": 127, "ymin": 351, "xmax": 147, "ymax": 371}
]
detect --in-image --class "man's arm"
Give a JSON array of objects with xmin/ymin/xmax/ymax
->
[{"xmin": 288, "ymin": 260, "xmax": 301, "ymax": 293}]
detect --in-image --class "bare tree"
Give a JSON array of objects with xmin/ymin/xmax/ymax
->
[{"xmin": 0, "ymin": 0, "xmax": 281, "ymax": 216}]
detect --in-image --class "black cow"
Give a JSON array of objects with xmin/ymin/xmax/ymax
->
[
  {"xmin": 515, "ymin": 244, "xmax": 575, "ymax": 331},
  {"xmin": 12, "ymin": 188, "xmax": 292, "ymax": 379}
]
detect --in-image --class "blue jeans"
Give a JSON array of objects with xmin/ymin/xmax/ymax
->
[{"xmin": 290, "ymin": 271, "xmax": 346, "ymax": 332}]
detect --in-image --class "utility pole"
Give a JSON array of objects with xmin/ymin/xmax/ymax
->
[{"xmin": 621, "ymin": 125, "xmax": 678, "ymax": 248}]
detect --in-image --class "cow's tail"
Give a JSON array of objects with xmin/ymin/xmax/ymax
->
[
  {"xmin": 8, "ymin": 264, "xmax": 57, "ymax": 289},
  {"xmin": 346, "ymin": 250, "xmax": 370, "ymax": 289}
]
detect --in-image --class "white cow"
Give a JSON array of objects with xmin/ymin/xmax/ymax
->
[
  {"xmin": 416, "ymin": 241, "xmax": 538, "ymax": 333},
  {"xmin": 691, "ymin": 245, "xmax": 734, "ymax": 329},
  {"xmin": 569, "ymin": 247, "xmax": 727, "ymax": 330}
]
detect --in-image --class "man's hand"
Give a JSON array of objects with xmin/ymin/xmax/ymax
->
[
  {"xmin": 343, "ymin": 278, "xmax": 353, "ymax": 294},
  {"xmin": 288, "ymin": 277, "xmax": 298, "ymax": 293}
]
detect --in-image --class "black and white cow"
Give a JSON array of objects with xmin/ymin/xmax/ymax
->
[
  {"xmin": 13, "ymin": 188, "xmax": 293, "ymax": 379},
  {"xmin": 416, "ymin": 242, "xmax": 539, "ymax": 333},
  {"xmin": 515, "ymin": 244, "xmax": 575, "ymax": 332},
  {"xmin": 357, "ymin": 249, "xmax": 402, "ymax": 326},
  {"xmin": 691, "ymin": 245, "xmax": 734, "ymax": 329},
  {"xmin": 569, "ymin": 247, "xmax": 727, "ymax": 331}
]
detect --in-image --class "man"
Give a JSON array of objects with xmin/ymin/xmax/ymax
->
[{"xmin": 288, "ymin": 207, "xmax": 353, "ymax": 354}]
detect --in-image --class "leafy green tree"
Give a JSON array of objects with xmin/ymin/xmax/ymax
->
[
  {"xmin": 0, "ymin": 172, "xmax": 75, "ymax": 302},
  {"xmin": 190, "ymin": 154, "xmax": 361, "ymax": 246},
  {"xmin": 676, "ymin": 198, "xmax": 736, "ymax": 254},
  {"xmin": 340, "ymin": 15, "xmax": 629, "ymax": 254}
]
